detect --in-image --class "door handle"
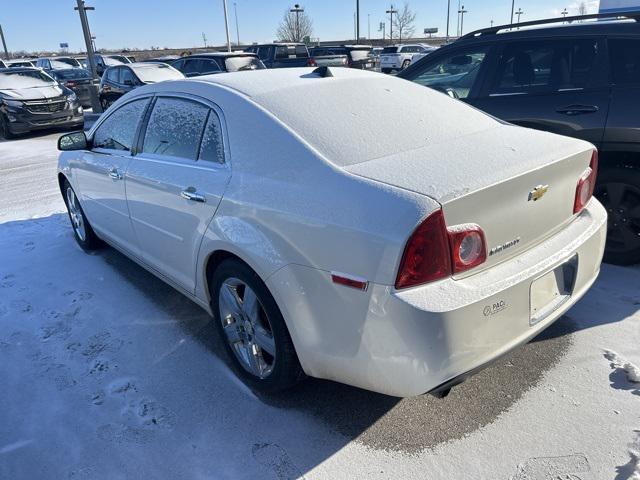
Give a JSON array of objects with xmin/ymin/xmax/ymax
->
[
  {"xmin": 108, "ymin": 168, "xmax": 123, "ymax": 180},
  {"xmin": 556, "ymin": 104, "xmax": 599, "ymax": 116},
  {"xmin": 180, "ymin": 188, "xmax": 206, "ymax": 203}
]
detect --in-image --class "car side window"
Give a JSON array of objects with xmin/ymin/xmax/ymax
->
[
  {"xmin": 409, "ymin": 46, "xmax": 490, "ymax": 99},
  {"xmin": 491, "ymin": 39, "xmax": 598, "ymax": 95},
  {"xmin": 142, "ymin": 97, "xmax": 209, "ymax": 161},
  {"xmin": 182, "ymin": 59, "xmax": 200, "ymax": 76},
  {"xmin": 106, "ymin": 67, "xmax": 120, "ymax": 83},
  {"xmin": 93, "ymin": 98, "xmax": 149, "ymax": 152},
  {"xmin": 608, "ymin": 38, "xmax": 640, "ymax": 85},
  {"xmin": 199, "ymin": 59, "xmax": 221, "ymax": 74},
  {"xmin": 275, "ymin": 46, "xmax": 289, "ymax": 59},
  {"xmin": 199, "ymin": 111, "xmax": 225, "ymax": 163},
  {"xmin": 257, "ymin": 47, "xmax": 270, "ymax": 61},
  {"xmin": 172, "ymin": 59, "xmax": 185, "ymax": 71},
  {"xmin": 121, "ymin": 68, "xmax": 136, "ymax": 85}
]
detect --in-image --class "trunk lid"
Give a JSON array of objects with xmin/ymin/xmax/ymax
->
[{"xmin": 345, "ymin": 125, "xmax": 595, "ymax": 274}]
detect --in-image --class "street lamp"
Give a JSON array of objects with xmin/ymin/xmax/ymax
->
[
  {"xmin": 458, "ymin": 5, "xmax": 468, "ymax": 36},
  {"xmin": 222, "ymin": 0, "xmax": 231, "ymax": 52},
  {"xmin": 74, "ymin": 0, "xmax": 101, "ymax": 112},
  {"xmin": 515, "ymin": 7, "xmax": 524, "ymax": 26},
  {"xmin": 510, "ymin": 0, "xmax": 515, "ymax": 25},
  {"xmin": 561, "ymin": 8, "xmax": 569, "ymax": 21},
  {"xmin": 0, "ymin": 25, "xmax": 9, "ymax": 59},
  {"xmin": 446, "ymin": 0, "xmax": 451, "ymax": 42},
  {"xmin": 379, "ymin": 21, "xmax": 386, "ymax": 41},
  {"xmin": 234, "ymin": 2, "xmax": 240, "ymax": 46},
  {"xmin": 290, "ymin": 4, "xmax": 304, "ymax": 42},
  {"xmin": 386, "ymin": 5, "xmax": 397, "ymax": 44},
  {"xmin": 356, "ymin": 0, "xmax": 360, "ymax": 40}
]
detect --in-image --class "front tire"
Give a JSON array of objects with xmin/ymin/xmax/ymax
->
[
  {"xmin": 62, "ymin": 179, "xmax": 103, "ymax": 252},
  {"xmin": 210, "ymin": 259, "xmax": 304, "ymax": 393},
  {"xmin": 0, "ymin": 115, "xmax": 15, "ymax": 140},
  {"xmin": 595, "ymin": 166, "xmax": 640, "ymax": 265}
]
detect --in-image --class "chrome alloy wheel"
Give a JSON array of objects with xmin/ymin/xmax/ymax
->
[
  {"xmin": 218, "ymin": 278, "xmax": 277, "ymax": 379},
  {"xmin": 66, "ymin": 187, "xmax": 86, "ymax": 242}
]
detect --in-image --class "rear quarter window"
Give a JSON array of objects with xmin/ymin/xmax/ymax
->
[{"xmin": 608, "ymin": 38, "xmax": 640, "ymax": 85}]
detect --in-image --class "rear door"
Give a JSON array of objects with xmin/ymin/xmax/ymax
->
[
  {"xmin": 472, "ymin": 37, "xmax": 610, "ymax": 147},
  {"xmin": 125, "ymin": 94, "xmax": 231, "ymax": 292},
  {"xmin": 602, "ymin": 37, "xmax": 640, "ymax": 155}
]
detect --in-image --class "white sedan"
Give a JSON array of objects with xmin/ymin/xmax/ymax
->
[{"xmin": 57, "ymin": 68, "xmax": 607, "ymax": 397}]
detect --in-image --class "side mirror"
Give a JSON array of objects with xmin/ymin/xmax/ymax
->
[{"xmin": 58, "ymin": 131, "xmax": 88, "ymax": 151}]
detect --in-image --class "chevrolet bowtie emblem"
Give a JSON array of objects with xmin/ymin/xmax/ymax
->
[{"xmin": 528, "ymin": 184, "xmax": 549, "ymax": 202}]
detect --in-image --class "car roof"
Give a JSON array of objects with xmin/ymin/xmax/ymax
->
[
  {"xmin": 184, "ymin": 52, "xmax": 257, "ymax": 58},
  {"xmin": 0, "ymin": 67, "xmax": 41, "ymax": 73},
  {"xmin": 457, "ymin": 18, "xmax": 640, "ymax": 46}
]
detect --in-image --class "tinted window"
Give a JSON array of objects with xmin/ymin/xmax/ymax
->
[
  {"xmin": 105, "ymin": 67, "xmax": 120, "ymax": 83},
  {"xmin": 143, "ymin": 97, "xmax": 209, "ymax": 160},
  {"xmin": 491, "ymin": 39, "xmax": 598, "ymax": 94},
  {"xmin": 409, "ymin": 46, "xmax": 489, "ymax": 99},
  {"xmin": 275, "ymin": 46, "xmax": 289, "ymax": 59},
  {"xmin": 257, "ymin": 47, "xmax": 272, "ymax": 61},
  {"xmin": 172, "ymin": 59, "xmax": 185, "ymax": 71},
  {"xmin": 609, "ymin": 38, "xmax": 640, "ymax": 85},
  {"xmin": 199, "ymin": 111, "xmax": 225, "ymax": 163},
  {"xmin": 121, "ymin": 68, "xmax": 136, "ymax": 85},
  {"xmin": 93, "ymin": 98, "xmax": 149, "ymax": 151},
  {"xmin": 198, "ymin": 59, "xmax": 221, "ymax": 74},
  {"xmin": 382, "ymin": 47, "xmax": 398, "ymax": 54},
  {"xmin": 182, "ymin": 59, "xmax": 200, "ymax": 75}
]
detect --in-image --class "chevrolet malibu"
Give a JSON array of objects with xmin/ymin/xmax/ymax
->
[{"xmin": 56, "ymin": 68, "xmax": 607, "ymax": 397}]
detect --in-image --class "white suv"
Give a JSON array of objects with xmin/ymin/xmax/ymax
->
[{"xmin": 380, "ymin": 44, "xmax": 432, "ymax": 73}]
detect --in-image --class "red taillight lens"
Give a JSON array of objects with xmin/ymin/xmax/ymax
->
[
  {"xmin": 395, "ymin": 210, "xmax": 452, "ymax": 289},
  {"xmin": 573, "ymin": 150, "xmax": 598, "ymax": 214},
  {"xmin": 395, "ymin": 210, "xmax": 487, "ymax": 290},
  {"xmin": 448, "ymin": 226, "xmax": 487, "ymax": 273},
  {"xmin": 308, "ymin": 57, "xmax": 317, "ymax": 67}
]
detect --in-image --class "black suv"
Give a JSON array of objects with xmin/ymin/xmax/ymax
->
[
  {"xmin": 171, "ymin": 52, "xmax": 265, "ymax": 77},
  {"xmin": 400, "ymin": 12, "xmax": 640, "ymax": 265}
]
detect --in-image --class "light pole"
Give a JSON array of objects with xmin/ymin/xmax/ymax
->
[
  {"xmin": 457, "ymin": 0, "xmax": 461, "ymax": 37},
  {"xmin": 515, "ymin": 7, "xmax": 524, "ymax": 25},
  {"xmin": 561, "ymin": 8, "xmax": 569, "ymax": 21},
  {"xmin": 233, "ymin": 2, "xmax": 240, "ymax": 46},
  {"xmin": 74, "ymin": 0, "xmax": 101, "ymax": 112},
  {"xmin": 379, "ymin": 21, "xmax": 385, "ymax": 41},
  {"xmin": 386, "ymin": 5, "xmax": 397, "ymax": 43},
  {"xmin": 356, "ymin": 0, "xmax": 360, "ymax": 40},
  {"xmin": 0, "ymin": 25, "xmax": 9, "ymax": 59},
  {"xmin": 490, "ymin": 19, "xmax": 494, "ymax": 27},
  {"xmin": 510, "ymin": 0, "xmax": 515, "ymax": 25},
  {"xmin": 368, "ymin": 13, "xmax": 371, "ymax": 39},
  {"xmin": 458, "ymin": 5, "xmax": 467, "ymax": 36},
  {"xmin": 446, "ymin": 0, "xmax": 451, "ymax": 42},
  {"xmin": 222, "ymin": 0, "xmax": 231, "ymax": 51},
  {"xmin": 290, "ymin": 4, "xmax": 304, "ymax": 42}
]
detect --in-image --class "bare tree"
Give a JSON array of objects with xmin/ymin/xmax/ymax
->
[
  {"xmin": 276, "ymin": 8, "xmax": 313, "ymax": 42},
  {"xmin": 392, "ymin": 3, "xmax": 417, "ymax": 42},
  {"xmin": 578, "ymin": 1, "xmax": 588, "ymax": 15}
]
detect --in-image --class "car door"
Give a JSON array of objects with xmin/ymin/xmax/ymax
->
[
  {"xmin": 472, "ymin": 37, "xmax": 610, "ymax": 147},
  {"xmin": 125, "ymin": 94, "xmax": 231, "ymax": 292},
  {"xmin": 403, "ymin": 43, "xmax": 494, "ymax": 101},
  {"xmin": 602, "ymin": 37, "xmax": 640, "ymax": 154},
  {"xmin": 74, "ymin": 97, "xmax": 151, "ymax": 255}
]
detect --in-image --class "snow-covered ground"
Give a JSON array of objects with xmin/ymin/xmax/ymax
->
[{"xmin": 1, "ymin": 132, "xmax": 639, "ymax": 479}]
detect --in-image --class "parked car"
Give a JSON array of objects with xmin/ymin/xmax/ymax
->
[
  {"xmin": 244, "ymin": 43, "xmax": 316, "ymax": 68},
  {"xmin": 400, "ymin": 11, "xmax": 640, "ymax": 265},
  {"xmin": 0, "ymin": 67, "xmax": 83, "ymax": 139},
  {"xmin": 308, "ymin": 47, "xmax": 349, "ymax": 67},
  {"xmin": 171, "ymin": 52, "xmax": 265, "ymax": 77},
  {"xmin": 94, "ymin": 54, "xmax": 132, "ymax": 77},
  {"xmin": 0, "ymin": 60, "xmax": 6, "ymax": 69},
  {"xmin": 380, "ymin": 44, "xmax": 433, "ymax": 73},
  {"xmin": 99, "ymin": 62, "xmax": 184, "ymax": 109},
  {"xmin": 48, "ymin": 68, "xmax": 97, "ymax": 108},
  {"xmin": 310, "ymin": 45, "xmax": 376, "ymax": 69},
  {"xmin": 57, "ymin": 67, "xmax": 605, "ymax": 397},
  {"xmin": 35, "ymin": 57, "xmax": 82, "ymax": 71},
  {"xmin": 6, "ymin": 59, "xmax": 36, "ymax": 68},
  {"xmin": 410, "ymin": 46, "xmax": 438, "ymax": 65},
  {"xmin": 145, "ymin": 55, "xmax": 181, "ymax": 64}
]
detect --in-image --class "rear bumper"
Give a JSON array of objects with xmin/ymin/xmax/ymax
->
[{"xmin": 267, "ymin": 200, "xmax": 607, "ymax": 397}]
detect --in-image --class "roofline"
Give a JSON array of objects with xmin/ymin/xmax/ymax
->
[{"xmin": 462, "ymin": 11, "xmax": 640, "ymax": 39}]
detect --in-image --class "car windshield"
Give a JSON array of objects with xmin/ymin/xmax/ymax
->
[
  {"xmin": 0, "ymin": 70, "xmax": 56, "ymax": 89},
  {"xmin": 132, "ymin": 65, "xmax": 183, "ymax": 83},
  {"xmin": 382, "ymin": 47, "xmax": 399, "ymax": 54},
  {"xmin": 224, "ymin": 56, "xmax": 265, "ymax": 72},
  {"xmin": 51, "ymin": 69, "xmax": 92, "ymax": 80},
  {"xmin": 103, "ymin": 57, "xmax": 126, "ymax": 66},
  {"xmin": 349, "ymin": 49, "xmax": 372, "ymax": 61}
]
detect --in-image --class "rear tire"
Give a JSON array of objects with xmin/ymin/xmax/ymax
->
[
  {"xmin": 381, "ymin": 68, "xmax": 391, "ymax": 74},
  {"xmin": 210, "ymin": 259, "xmax": 304, "ymax": 393},
  {"xmin": 62, "ymin": 179, "xmax": 103, "ymax": 252},
  {"xmin": 0, "ymin": 115, "xmax": 15, "ymax": 140},
  {"xmin": 595, "ymin": 166, "xmax": 640, "ymax": 265}
]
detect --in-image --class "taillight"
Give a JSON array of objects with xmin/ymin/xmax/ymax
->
[
  {"xmin": 307, "ymin": 57, "xmax": 317, "ymax": 67},
  {"xmin": 573, "ymin": 150, "xmax": 598, "ymax": 214},
  {"xmin": 395, "ymin": 210, "xmax": 487, "ymax": 289}
]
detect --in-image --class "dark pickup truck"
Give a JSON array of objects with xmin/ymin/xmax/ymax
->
[{"xmin": 244, "ymin": 43, "xmax": 316, "ymax": 68}]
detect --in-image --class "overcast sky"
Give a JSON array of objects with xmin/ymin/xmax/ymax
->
[{"xmin": 2, "ymin": 0, "xmax": 601, "ymax": 53}]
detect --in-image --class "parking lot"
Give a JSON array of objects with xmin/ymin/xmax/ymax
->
[{"xmin": 1, "ymin": 128, "xmax": 639, "ymax": 479}]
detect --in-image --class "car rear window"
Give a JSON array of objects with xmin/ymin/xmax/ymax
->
[
  {"xmin": 382, "ymin": 47, "xmax": 399, "ymax": 54},
  {"xmin": 51, "ymin": 69, "xmax": 91, "ymax": 80},
  {"xmin": 349, "ymin": 48, "xmax": 372, "ymax": 61},
  {"xmin": 132, "ymin": 65, "xmax": 183, "ymax": 83},
  {"xmin": 609, "ymin": 38, "xmax": 640, "ymax": 85},
  {"xmin": 224, "ymin": 56, "xmax": 265, "ymax": 72}
]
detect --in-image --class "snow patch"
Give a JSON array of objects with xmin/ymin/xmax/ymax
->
[{"xmin": 604, "ymin": 349, "xmax": 640, "ymax": 383}]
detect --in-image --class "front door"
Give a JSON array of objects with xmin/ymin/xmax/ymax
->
[
  {"xmin": 74, "ymin": 97, "xmax": 150, "ymax": 256},
  {"xmin": 472, "ymin": 37, "xmax": 610, "ymax": 147},
  {"xmin": 125, "ymin": 95, "xmax": 231, "ymax": 292}
]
